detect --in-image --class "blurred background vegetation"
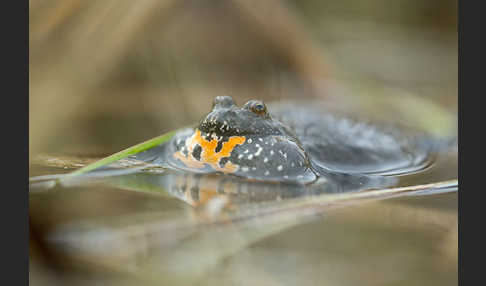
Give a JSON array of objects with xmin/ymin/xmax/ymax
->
[
  {"xmin": 29, "ymin": 1, "xmax": 457, "ymax": 285},
  {"xmin": 29, "ymin": 0, "xmax": 457, "ymax": 158}
]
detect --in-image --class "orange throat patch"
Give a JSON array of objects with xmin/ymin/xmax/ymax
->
[{"xmin": 173, "ymin": 129, "xmax": 246, "ymax": 173}]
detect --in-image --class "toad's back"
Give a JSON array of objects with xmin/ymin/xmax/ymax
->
[{"xmin": 269, "ymin": 103, "xmax": 435, "ymax": 176}]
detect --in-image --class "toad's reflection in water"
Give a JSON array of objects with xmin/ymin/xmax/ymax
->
[{"xmin": 106, "ymin": 168, "xmax": 397, "ymax": 208}]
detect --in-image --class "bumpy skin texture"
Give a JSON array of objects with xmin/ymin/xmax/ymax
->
[
  {"xmin": 269, "ymin": 102, "xmax": 433, "ymax": 176},
  {"xmin": 165, "ymin": 96, "xmax": 317, "ymax": 183},
  {"xmin": 136, "ymin": 96, "xmax": 433, "ymax": 186}
]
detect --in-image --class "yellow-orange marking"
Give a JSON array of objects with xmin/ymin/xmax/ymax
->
[
  {"xmin": 173, "ymin": 129, "xmax": 246, "ymax": 173},
  {"xmin": 176, "ymin": 174, "xmax": 237, "ymax": 212}
]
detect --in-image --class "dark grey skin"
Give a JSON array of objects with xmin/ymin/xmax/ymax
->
[
  {"xmin": 135, "ymin": 96, "xmax": 435, "ymax": 190},
  {"xmin": 270, "ymin": 102, "xmax": 435, "ymax": 176},
  {"xmin": 167, "ymin": 96, "xmax": 318, "ymax": 183},
  {"xmin": 199, "ymin": 96, "xmax": 296, "ymax": 137}
]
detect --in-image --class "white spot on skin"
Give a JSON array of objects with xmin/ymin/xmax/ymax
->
[
  {"xmin": 247, "ymin": 154, "xmax": 254, "ymax": 160},
  {"xmin": 263, "ymin": 157, "xmax": 268, "ymax": 163},
  {"xmin": 277, "ymin": 165, "xmax": 283, "ymax": 171},
  {"xmin": 270, "ymin": 150, "xmax": 274, "ymax": 155},
  {"xmin": 242, "ymin": 167, "xmax": 249, "ymax": 172},
  {"xmin": 252, "ymin": 167, "xmax": 256, "ymax": 170},
  {"xmin": 284, "ymin": 175, "xmax": 289, "ymax": 179},
  {"xmin": 247, "ymin": 138, "xmax": 252, "ymax": 143},
  {"xmin": 264, "ymin": 171, "xmax": 270, "ymax": 176},
  {"xmin": 238, "ymin": 154, "xmax": 244, "ymax": 159},
  {"xmin": 254, "ymin": 147, "xmax": 263, "ymax": 157},
  {"xmin": 291, "ymin": 162, "xmax": 295, "ymax": 167},
  {"xmin": 258, "ymin": 138, "xmax": 263, "ymax": 142},
  {"xmin": 244, "ymin": 149, "xmax": 249, "ymax": 154}
]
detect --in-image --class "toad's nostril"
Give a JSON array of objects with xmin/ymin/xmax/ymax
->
[{"xmin": 213, "ymin": 96, "xmax": 236, "ymax": 109}]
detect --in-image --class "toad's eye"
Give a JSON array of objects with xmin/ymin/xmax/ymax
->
[{"xmin": 244, "ymin": 100, "xmax": 267, "ymax": 116}]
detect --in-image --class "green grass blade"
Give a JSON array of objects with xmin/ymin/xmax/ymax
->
[{"xmin": 61, "ymin": 129, "xmax": 179, "ymax": 180}]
